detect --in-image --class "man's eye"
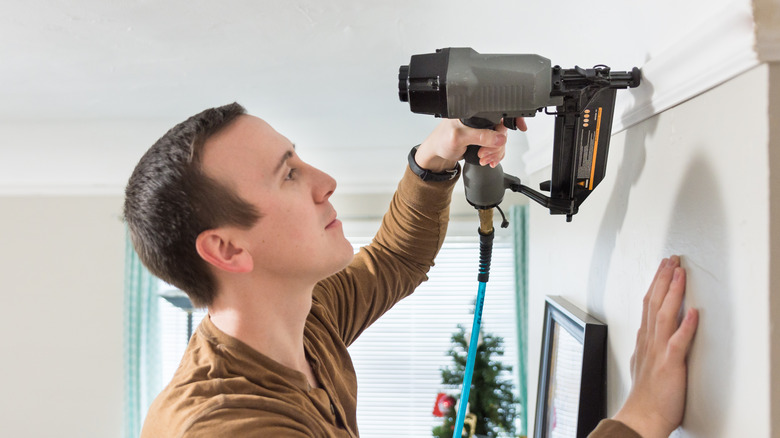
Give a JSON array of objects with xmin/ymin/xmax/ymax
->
[{"xmin": 285, "ymin": 168, "xmax": 297, "ymax": 181}]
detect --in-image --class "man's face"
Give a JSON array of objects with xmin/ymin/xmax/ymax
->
[{"xmin": 200, "ymin": 115, "xmax": 354, "ymax": 286}]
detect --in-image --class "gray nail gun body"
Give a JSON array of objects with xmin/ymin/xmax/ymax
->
[{"xmin": 398, "ymin": 47, "xmax": 640, "ymax": 221}]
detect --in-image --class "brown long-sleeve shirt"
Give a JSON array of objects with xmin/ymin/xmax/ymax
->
[{"xmin": 139, "ymin": 166, "xmax": 639, "ymax": 437}]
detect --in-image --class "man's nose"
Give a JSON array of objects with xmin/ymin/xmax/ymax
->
[{"xmin": 311, "ymin": 166, "xmax": 336, "ymax": 203}]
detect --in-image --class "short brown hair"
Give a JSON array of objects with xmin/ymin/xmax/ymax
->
[{"xmin": 124, "ymin": 102, "xmax": 260, "ymax": 307}]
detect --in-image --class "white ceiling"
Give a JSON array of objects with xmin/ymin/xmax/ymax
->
[{"xmin": 0, "ymin": 0, "xmax": 722, "ymax": 195}]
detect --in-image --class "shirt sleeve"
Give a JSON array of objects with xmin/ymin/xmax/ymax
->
[
  {"xmin": 587, "ymin": 419, "xmax": 643, "ymax": 438},
  {"xmin": 314, "ymin": 165, "xmax": 458, "ymax": 346}
]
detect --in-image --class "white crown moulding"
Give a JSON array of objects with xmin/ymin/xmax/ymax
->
[
  {"xmin": 614, "ymin": 0, "xmax": 759, "ymax": 132},
  {"xmin": 524, "ymin": 0, "xmax": 766, "ymax": 177}
]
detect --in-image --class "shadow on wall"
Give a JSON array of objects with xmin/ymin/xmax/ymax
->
[
  {"xmin": 662, "ymin": 153, "xmax": 733, "ymax": 436},
  {"xmin": 583, "ymin": 65, "xmax": 734, "ymax": 434},
  {"xmin": 586, "ymin": 74, "xmax": 658, "ymax": 308},
  {"xmin": 584, "ymin": 76, "xmax": 658, "ymax": 401}
]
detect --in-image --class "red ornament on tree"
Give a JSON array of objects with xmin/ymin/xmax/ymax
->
[{"xmin": 433, "ymin": 393, "xmax": 456, "ymax": 417}]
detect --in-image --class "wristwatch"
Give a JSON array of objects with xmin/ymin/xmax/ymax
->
[{"xmin": 408, "ymin": 146, "xmax": 461, "ymax": 182}]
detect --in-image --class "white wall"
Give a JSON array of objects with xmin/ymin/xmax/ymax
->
[
  {"xmin": 0, "ymin": 196, "xmax": 125, "ymax": 436},
  {"xmin": 526, "ymin": 64, "xmax": 775, "ymax": 437},
  {"xmin": 0, "ymin": 119, "xmax": 177, "ymax": 195}
]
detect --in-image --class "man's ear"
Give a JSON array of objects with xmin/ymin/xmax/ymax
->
[{"xmin": 195, "ymin": 229, "xmax": 253, "ymax": 273}]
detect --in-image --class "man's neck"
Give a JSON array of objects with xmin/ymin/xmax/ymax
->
[{"xmin": 207, "ymin": 279, "xmax": 315, "ymax": 374}]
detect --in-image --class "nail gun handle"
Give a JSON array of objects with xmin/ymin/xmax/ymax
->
[
  {"xmin": 460, "ymin": 116, "xmax": 508, "ymax": 209},
  {"xmin": 460, "ymin": 116, "xmax": 498, "ymax": 165}
]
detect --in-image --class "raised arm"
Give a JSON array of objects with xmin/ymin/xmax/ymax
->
[{"xmin": 315, "ymin": 119, "xmax": 522, "ymax": 345}]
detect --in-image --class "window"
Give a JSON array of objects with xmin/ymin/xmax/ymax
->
[{"xmin": 347, "ymin": 226, "xmax": 519, "ymax": 437}]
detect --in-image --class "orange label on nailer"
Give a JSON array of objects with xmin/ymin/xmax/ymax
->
[{"xmin": 588, "ymin": 107, "xmax": 603, "ymax": 190}]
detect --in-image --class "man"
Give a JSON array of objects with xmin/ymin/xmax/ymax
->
[{"xmin": 124, "ymin": 102, "xmax": 697, "ymax": 437}]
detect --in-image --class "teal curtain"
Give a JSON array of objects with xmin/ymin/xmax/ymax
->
[
  {"xmin": 123, "ymin": 230, "xmax": 161, "ymax": 438},
  {"xmin": 510, "ymin": 204, "xmax": 529, "ymax": 437}
]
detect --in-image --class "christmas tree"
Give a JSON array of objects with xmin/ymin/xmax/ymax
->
[{"xmin": 433, "ymin": 325, "xmax": 518, "ymax": 438}]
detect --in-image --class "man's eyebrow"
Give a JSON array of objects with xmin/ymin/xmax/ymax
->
[{"xmin": 274, "ymin": 145, "xmax": 295, "ymax": 175}]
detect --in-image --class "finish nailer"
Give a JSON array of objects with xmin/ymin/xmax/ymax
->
[{"xmin": 398, "ymin": 47, "xmax": 640, "ymax": 222}]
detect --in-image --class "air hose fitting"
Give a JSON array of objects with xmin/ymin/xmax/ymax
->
[{"xmin": 477, "ymin": 209, "xmax": 495, "ymax": 283}]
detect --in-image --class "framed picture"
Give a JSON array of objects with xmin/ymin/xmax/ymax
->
[{"xmin": 534, "ymin": 296, "xmax": 607, "ymax": 438}]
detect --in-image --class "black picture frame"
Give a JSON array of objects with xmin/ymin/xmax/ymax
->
[{"xmin": 534, "ymin": 296, "xmax": 607, "ymax": 438}]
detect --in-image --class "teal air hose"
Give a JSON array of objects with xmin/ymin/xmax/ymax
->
[{"xmin": 453, "ymin": 209, "xmax": 495, "ymax": 438}]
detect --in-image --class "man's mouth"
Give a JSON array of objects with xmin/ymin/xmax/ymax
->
[{"xmin": 325, "ymin": 212, "xmax": 340, "ymax": 229}]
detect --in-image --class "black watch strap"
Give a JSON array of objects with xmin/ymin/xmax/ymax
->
[{"xmin": 408, "ymin": 146, "xmax": 460, "ymax": 182}]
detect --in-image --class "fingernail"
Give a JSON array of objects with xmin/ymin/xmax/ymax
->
[{"xmin": 673, "ymin": 267, "xmax": 682, "ymax": 281}]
